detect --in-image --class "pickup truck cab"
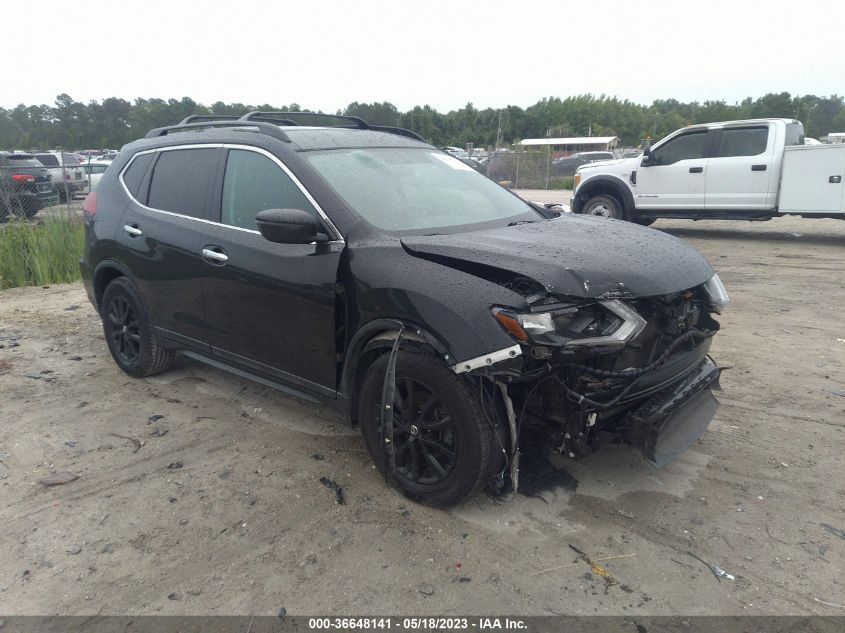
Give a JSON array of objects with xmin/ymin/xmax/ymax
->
[{"xmin": 572, "ymin": 118, "xmax": 845, "ymax": 223}]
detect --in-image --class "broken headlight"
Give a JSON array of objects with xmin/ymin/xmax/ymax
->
[
  {"xmin": 493, "ymin": 300, "xmax": 646, "ymax": 348},
  {"xmin": 703, "ymin": 274, "xmax": 730, "ymax": 314}
]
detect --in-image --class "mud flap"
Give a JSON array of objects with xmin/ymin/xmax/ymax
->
[{"xmin": 628, "ymin": 358, "xmax": 721, "ymax": 468}]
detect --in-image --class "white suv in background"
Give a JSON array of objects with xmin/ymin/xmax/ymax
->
[{"xmin": 34, "ymin": 151, "xmax": 87, "ymax": 201}]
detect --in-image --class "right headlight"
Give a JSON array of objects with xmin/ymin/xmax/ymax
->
[
  {"xmin": 703, "ymin": 274, "xmax": 730, "ymax": 314},
  {"xmin": 493, "ymin": 300, "xmax": 646, "ymax": 348}
]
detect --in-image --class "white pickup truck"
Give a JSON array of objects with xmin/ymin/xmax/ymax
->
[{"xmin": 572, "ymin": 118, "xmax": 845, "ymax": 223}]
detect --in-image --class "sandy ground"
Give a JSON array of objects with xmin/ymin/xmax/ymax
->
[{"xmin": 1, "ymin": 204, "xmax": 844, "ymax": 616}]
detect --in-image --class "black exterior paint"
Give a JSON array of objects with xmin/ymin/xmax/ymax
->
[{"xmin": 81, "ymin": 125, "xmax": 720, "ymax": 419}]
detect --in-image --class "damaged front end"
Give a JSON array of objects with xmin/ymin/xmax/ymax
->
[{"xmin": 456, "ymin": 274, "xmax": 728, "ymax": 490}]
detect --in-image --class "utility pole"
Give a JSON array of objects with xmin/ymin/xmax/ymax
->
[{"xmin": 495, "ymin": 111, "xmax": 503, "ymax": 149}]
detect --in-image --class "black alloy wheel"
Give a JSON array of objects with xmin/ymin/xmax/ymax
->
[
  {"xmin": 390, "ymin": 377, "xmax": 458, "ymax": 485},
  {"xmin": 106, "ymin": 295, "xmax": 141, "ymax": 365},
  {"xmin": 100, "ymin": 276, "xmax": 175, "ymax": 378},
  {"xmin": 358, "ymin": 351, "xmax": 499, "ymax": 506}
]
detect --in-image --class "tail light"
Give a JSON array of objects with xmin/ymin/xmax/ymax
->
[
  {"xmin": 11, "ymin": 174, "xmax": 35, "ymax": 183},
  {"xmin": 82, "ymin": 191, "xmax": 98, "ymax": 216}
]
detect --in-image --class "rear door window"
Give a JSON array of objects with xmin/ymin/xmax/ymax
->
[
  {"xmin": 147, "ymin": 148, "xmax": 217, "ymax": 219},
  {"xmin": 220, "ymin": 149, "xmax": 317, "ymax": 231},
  {"xmin": 62, "ymin": 153, "xmax": 80, "ymax": 166},
  {"xmin": 716, "ymin": 127, "xmax": 768, "ymax": 157},
  {"xmin": 650, "ymin": 131, "xmax": 709, "ymax": 165}
]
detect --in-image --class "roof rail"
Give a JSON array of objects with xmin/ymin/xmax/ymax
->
[
  {"xmin": 144, "ymin": 120, "xmax": 291, "ymax": 142},
  {"xmin": 370, "ymin": 125, "xmax": 426, "ymax": 142},
  {"xmin": 239, "ymin": 111, "xmax": 369, "ymax": 129},
  {"xmin": 179, "ymin": 114, "xmax": 242, "ymax": 125}
]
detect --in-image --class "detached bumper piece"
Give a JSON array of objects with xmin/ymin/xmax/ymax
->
[{"xmin": 627, "ymin": 357, "xmax": 721, "ymax": 468}]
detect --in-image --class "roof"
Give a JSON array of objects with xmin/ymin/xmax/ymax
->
[
  {"xmin": 284, "ymin": 127, "xmax": 429, "ymax": 151},
  {"xmin": 518, "ymin": 136, "xmax": 619, "ymax": 146}
]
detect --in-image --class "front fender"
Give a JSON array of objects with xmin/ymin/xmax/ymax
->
[{"xmin": 573, "ymin": 174, "xmax": 636, "ymax": 214}]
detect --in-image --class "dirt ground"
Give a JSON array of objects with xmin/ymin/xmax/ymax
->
[{"xmin": 1, "ymin": 207, "xmax": 844, "ymax": 616}]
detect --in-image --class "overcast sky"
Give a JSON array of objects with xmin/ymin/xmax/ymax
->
[{"xmin": 6, "ymin": 0, "xmax": 843, "ymax": 112}]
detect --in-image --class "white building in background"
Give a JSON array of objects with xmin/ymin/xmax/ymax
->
[{"xmin": 517, "ymin": 136, "xmax": 619, "ymax": 156}]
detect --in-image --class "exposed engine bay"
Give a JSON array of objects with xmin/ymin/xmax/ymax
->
[{"xmin": 460, "ymin": 276, "xmax": 728, "ymax": 493}]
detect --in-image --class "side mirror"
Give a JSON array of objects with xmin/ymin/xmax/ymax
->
[
  {"xmin": 640, "ymin": 147, "xmax": 653, "ymax": 166},
  {"xmin": 255, "ymin": 208, "xmax": 328, "ymax": 244}
]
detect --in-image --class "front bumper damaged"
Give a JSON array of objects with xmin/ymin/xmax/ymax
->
[{"xmin": 626, "ymin": 356, "xmax": 721, "ymax": 468}]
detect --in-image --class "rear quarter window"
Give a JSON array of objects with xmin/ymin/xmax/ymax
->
[{"xmin": 121, "ymin": 153, "xmax": 154, "ymax": 199}]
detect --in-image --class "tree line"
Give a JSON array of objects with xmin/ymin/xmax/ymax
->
[{"xmin": 1, "ymin": 92, "xmax": 843, "ymax": 151}]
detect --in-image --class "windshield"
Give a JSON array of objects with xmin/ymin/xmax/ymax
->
[{"xmin": 305, "ymin": 148, "xmax": 538, "ymax": 232}]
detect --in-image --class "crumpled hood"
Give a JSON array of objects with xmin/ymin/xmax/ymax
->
[{"xmin": 401, "ymin": 215, "xmax": 714, "ymax": 299}]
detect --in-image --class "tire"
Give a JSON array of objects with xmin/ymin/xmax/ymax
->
[
  {"xmin": 633, "ymin": 215, "xmax": 656, "ymax": 227},
  {"xmin": 582, "ymin": 194, "xmax": 624, "ymax": 220},
  {"xmin": 358, "ymin": 351, "xmax": 496, "ymax": 507},
  {"xmin": 100, "ymin": 277, "xmax": 175, "ymax": 378}
]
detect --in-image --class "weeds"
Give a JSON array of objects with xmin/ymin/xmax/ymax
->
[{"xmin": 0, "ymin": 215, "xmax": 84, "ymax": 290}]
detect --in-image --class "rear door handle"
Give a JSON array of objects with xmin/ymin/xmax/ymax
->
[
  {"xmin": 689, "ymin": 167, "xmax": 704, "ymax": 173},
  {"xmin": 201, "ymin": 247, "xmax": 229, "ymax": 264},
  {"xmin": 751, "ymin": 164, "xmax": 767, "ymax": 171},
  {"xmin": 123, "ymin": 224, "xmax": 142, "ymax": 237}
]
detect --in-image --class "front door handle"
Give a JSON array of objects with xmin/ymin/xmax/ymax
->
[
  {"xmin": 201, "ymin": 247, "xmax": 229, "ymax": 264},
  {"xmin": 123, "ymin": 224, "xmax": 142, "ymax": 237},
  {"xmin": 751, "ymin": 164, "xmax": 767, "ymax": 171},
  {"xmin": 689, "ymin": 167, "xmax": 704, "ymax": 173}
]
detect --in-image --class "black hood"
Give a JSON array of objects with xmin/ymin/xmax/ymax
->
[{"xmin": 401, "ymin": 215, "xmax": 714, "ymax": 299}]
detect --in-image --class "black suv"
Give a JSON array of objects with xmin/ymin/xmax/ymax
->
[
  {"xmin": 0, "ymin": 152, "xmax": 58, "ymax": 221},
  {"xmin": 81, "ymin": 112, "xmax": 728, "ymax": 506}
]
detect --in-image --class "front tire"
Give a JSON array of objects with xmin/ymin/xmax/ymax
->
[
  {"xmin": 100, "ymin": 277, "xmax": 175, "ymax": 378},
  {"xmin": 582, "ymin": 194, "xmax": 624, "ymax": 219},
  {"xmin": 358, "ymin": 351, "xmax": 496, "ymax": 507}
]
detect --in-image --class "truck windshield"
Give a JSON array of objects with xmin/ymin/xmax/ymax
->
[{"xmin": 305, "ymin": 148, "xmax": 538, "ymax": 232}]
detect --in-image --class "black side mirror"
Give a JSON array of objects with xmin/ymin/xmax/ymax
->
[
  {"xmin": 641, "ymin": 147, "xmax": 653, "ymax": 166},
  {"xmin": 255, "ymin": 208, "xmax": 328, "ymax": 244}
]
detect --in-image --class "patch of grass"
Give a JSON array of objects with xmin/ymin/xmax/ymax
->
[
  {"xmin": 0, "ymin": 215, "xmax": 85, "ymax": 290},
  {"xmin": 547, "ymin": 177, "xmax": 575, "ymax": 190}
]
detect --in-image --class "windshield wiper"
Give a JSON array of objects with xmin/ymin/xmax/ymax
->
[{"xmin": 507, "ymin": 220, "xmax": 538, "ymax": 227}]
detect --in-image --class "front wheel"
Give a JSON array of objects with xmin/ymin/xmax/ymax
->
[
  {"xmin": 582, "ymin": 194, "xmax": 624, "ymax": 219},
  {"xmin": 357, "ymin": 351, "xmax": 498, "ymax": 507}
]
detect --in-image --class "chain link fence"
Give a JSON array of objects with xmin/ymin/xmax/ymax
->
[
  {"xmin": 480, "ymin": 150, "xmax": 579, "ymax": 190},
  {"xmin": 1, "ymin": 152, "xmax": 88, "ymax": 223}
]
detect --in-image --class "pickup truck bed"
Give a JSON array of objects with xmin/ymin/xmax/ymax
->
[{"xmin": 779, "ymin": 144, "xmax": 845, "ymax": 215}]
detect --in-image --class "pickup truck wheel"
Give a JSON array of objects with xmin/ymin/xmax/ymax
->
[
  {"xmin": 583, "ymin": 194, "xmax": 624, "ymax": 219},
  {"xmin": 358, "ymin": 351, "xmax": 495, "ymax": 507}
]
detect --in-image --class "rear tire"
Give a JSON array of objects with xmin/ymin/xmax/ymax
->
[
  {"xmin": 582, "ymin": 194, "xmax": 624, "ymax": 219},
  {"xmin": 358, "ymin": 351, "xmax": 496, "ymax": 507},
  {"xmin": 100, "ymin": 277, "xmax": 175, "ymax": 378}
]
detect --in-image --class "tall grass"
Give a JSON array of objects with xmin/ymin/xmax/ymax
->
[{"xmin": 0, "ymin": 215, "xmax": 85, "ymax": 290}]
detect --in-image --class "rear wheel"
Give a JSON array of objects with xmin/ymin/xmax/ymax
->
[
  {"xmin": 582, "ymin": 194, "xmax": 624, "ymax": 219},
  {"xmin": 100, "ymin": 277, "xmax": 175, "ymax": 378},
  {"xmin": 358, "ymin": 352, "xmax": 496, "ymax": 507}
]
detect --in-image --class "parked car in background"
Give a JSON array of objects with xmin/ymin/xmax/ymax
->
[
  {"xmin": 0, "ymin": 152, "xmax": 57, "ymax": 221},
  {"xmin": 80, "ymin": 111, "xmax": 726, "ymax": 506},
  {"xmin": 34, "ymin": 151, "xmax": 86, "ymax": 201},
  {"xmin": 82, "ymin": 159, "xmax": 111, "ymax": 192},
  {"xmin": 98, "ymin": 151, "xmax": 119, "ymax": 162},
  {"xmin": 553, "ymin": 151, "xmax": 615, "ymax": 175}
]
